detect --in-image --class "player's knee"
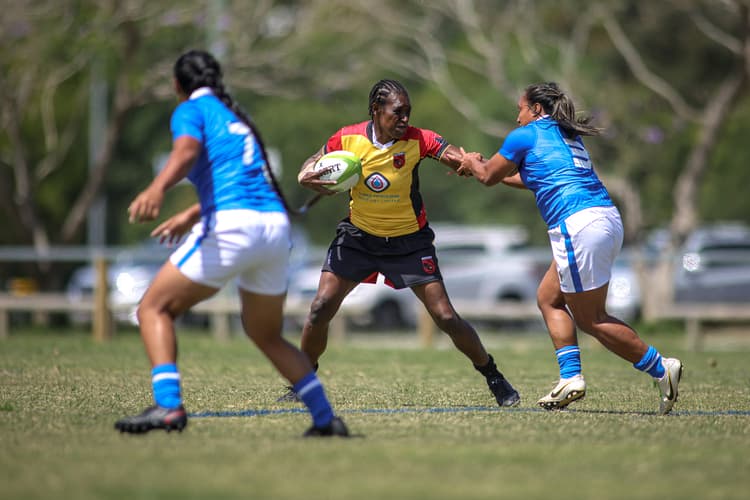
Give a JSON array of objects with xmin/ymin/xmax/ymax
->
[
  {"xmin": 431, "ymin": 309, "xmax": 461, "ymax": 332},
  {"xmin": 307, "ymin": 295, "xmax": 340, "ymax": 325},
  {"xmin": 536, "ymin": 292, "xmax": 547, "ymax": 311},
  {"xmin": 135, "ymin": 301, "xmax": 157, "ymax": 325}
]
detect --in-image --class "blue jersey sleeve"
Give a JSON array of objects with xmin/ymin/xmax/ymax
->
[
  {"xmin": 170, "ymin": 101, "xmax": 204, "ymax": 143},
  {"xmin": 499, "ymin": 125, "xmax": 537, "ymax": 165}
]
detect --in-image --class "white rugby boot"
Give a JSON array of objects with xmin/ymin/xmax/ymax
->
[
  {"xmin": 537, "ymin": 374, "xmax": 586, "ymax": 410},
  {"xmin": 656, "ymin": 358, "xmax": 683, "ymax": 415}
]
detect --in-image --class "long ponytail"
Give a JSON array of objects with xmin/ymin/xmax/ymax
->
[{"xmin": 524, "ymin": 82, "xmax": 602, "ymax": 138}]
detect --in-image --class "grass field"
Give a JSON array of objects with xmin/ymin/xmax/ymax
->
[{"xmin": 1, "ymin": 326, "xmax": 749, "ymax": 500}]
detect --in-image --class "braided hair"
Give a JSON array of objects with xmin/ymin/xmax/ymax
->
[
  {"xmin": 173, "ymin": 50, "xmax": 292, "ymax": 212},
  {"xmin": 368, "ymin": 79, "xmax": 409, "ymax": 117},
  {"xmin": 524, "ymin": 82, "xmax": 601, "ymax": 138}
]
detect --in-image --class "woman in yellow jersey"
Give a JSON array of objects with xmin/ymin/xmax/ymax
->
[{"xmin": 280, "ymin": 79, "xmax": 519, "ymax": 407}]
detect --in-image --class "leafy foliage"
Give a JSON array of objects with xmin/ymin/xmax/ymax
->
[{"xmin": 3, "ymin": 0, "xmax": 750, "ymax": 281}]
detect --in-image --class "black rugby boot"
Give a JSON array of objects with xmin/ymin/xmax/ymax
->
[
  {"xmin": 303, "ymin": 416, "xmax": 350, "ymax": 437},
  {"xmin": 115, "ymin": 405, "xmax": 188, "ymax": 434}
]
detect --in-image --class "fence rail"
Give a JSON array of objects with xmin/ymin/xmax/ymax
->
[
  {"xmin": 653, "ymin": 303, "xmax": 750, "ymax": 350},
  {"xmin": 2, "ymin": 291, "xmax": 748, "ymax": 350}
]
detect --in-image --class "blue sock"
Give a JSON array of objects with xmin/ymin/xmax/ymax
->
[
  {"xmin": 293, "ymin": 371, "xmax": 334, "ymax": 428},
  {"xmin": 556, "ymin": 345, "xmax": 582, "ymax": 379},
  {"xmin": 152, "ymin": 363, "xmax": 182, "ymax": 409},
  {"xmin": 633, "ymin": 346, "xmax": 665, "ymax": 378}
]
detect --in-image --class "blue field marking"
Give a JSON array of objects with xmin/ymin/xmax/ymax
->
[
  {"xmin": 191, "ymin": 408, "xmax": 309, "ymax": 418},
  {"xmin": 189, "ymin": 406, "xmax": 750, "ymax": 419}
]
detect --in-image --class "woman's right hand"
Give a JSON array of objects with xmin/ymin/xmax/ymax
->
[{"xmin": 128, "ymin": 186, "xmax": 164, "ymax": 223}]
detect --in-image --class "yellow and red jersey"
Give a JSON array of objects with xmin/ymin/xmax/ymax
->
[{"xmin": 324, "ymin": 121, "xmax": 449, "ymax": 237}]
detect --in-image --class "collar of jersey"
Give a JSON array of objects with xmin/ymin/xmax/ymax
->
[
  {"xmin": 368, "ymin": 120, "xmax": 396, "ymax": 150},
  {"xmin": 189, "ymin": 87, "xmax": 214, "ymax": 100}
]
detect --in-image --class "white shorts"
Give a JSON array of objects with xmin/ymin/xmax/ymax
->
[
  {"xmin": 169, "ymin": 209, "xmax": 291, "ymax": 295},
  {"xmin": 548, "ymin": 206, "xmax": 623, "ymax": 293}
]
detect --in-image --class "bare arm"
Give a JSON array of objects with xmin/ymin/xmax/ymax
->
[
  {"xmin": 457, "ymin": 150, "xmax": 519, "ymax": 186},
  {"xmin": 296, "ymin": 147, "xmax": 337, "ymax": 195},
  {"xmin": 501, "ymin": 172, "xmax": 527, "ymax": 189},
  {"xmin": 439, "ymin": 144, "xmax": 474, "ymax": 176},
  {"xmin": 128, "ymin": 136, "xmax": 202, "ymax": 223}
]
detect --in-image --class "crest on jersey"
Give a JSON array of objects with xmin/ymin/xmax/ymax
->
[
  {"xmin": 364, "ymin": 172, "xmax": 390, "ymax": 193},
  {"xmin": 393, "ymin": 152, "xmax": 406, "ymax": 169},
  {"xmin": 421, "ymin": 256, "xmax": 436, "ymax": 274}
]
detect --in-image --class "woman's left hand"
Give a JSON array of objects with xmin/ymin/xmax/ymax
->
[{"xmin": 150, "ymin": 204, "xmax": 201, "ymax": 246}]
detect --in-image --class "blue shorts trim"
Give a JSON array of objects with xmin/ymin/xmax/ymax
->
[
  {"xmin": 560, "ymin": 221, "xmax": 583, "ymax": 292},
  {"xmin": 176, "ymin": 213, "xmax": 211, "ymax": 268}
]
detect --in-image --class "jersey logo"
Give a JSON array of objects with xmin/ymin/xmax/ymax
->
[
  {"xmin": 364, "ymin": 172, "xmax": 390, "ymax": 192},
  {"xmin": 421, "ymin": 256, "xmax": 436, "ymax": 274},
  {"xmin": 393, "ymin": 152, "xmax": 406, "ymax": 169}
]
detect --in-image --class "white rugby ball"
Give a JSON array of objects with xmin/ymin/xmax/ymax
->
[{"xmin": 313, "ymin": 150, "xmax": 362, "ymax": 192}]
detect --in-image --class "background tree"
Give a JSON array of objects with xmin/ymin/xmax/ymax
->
[
  {"xmin": 325, "ymin": 0, "xmax": 750, "ymax": 315},
  {"xmin": 3, "ymin": 0, "xmax": 750, "ymax": 303},
  {"xmin": 0, "ymin": 0, "xmax": 378, "ymax": 285}
]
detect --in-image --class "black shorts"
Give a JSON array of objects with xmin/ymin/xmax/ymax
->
[{"xmin": 321, "ymin": 219, "xmax": 442, "ymax": 289}]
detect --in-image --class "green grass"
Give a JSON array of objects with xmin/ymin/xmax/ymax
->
[{"xmin": 1, "ymin": 327, "xmax": 749, "ymax": 500}]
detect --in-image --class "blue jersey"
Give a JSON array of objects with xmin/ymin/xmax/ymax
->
[
  {"xmin": 499, "ymin": 117, "xmax": 612, "ymax": 228},
  {"xmin": 170, "ymin": 88, "xmax": 284, "ymax": 214}
]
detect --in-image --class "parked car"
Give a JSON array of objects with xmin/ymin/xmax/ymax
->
[
  {"xmin": 65, "ymin": 243, "xmax": 169, "ymax": 326},
  {"xmin": 432, "ymin": 224, "xmax": 546, "ymax": 328},
  {"xmin": 672, "ymin": 223, "xmax": 750, "ymax": 302},
  {"xmin": 606, "ymin": 249, "xmax": 642, "ymax": 322}
]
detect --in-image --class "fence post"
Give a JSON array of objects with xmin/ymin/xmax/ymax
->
[
  {"xmin": 211, "ymin": 311, "xmax": 231, "ymax": 341},
  {"xmin": 685, "ymin": 318, "xmax": 703, "ymax": 351},
  {"xmin": 0, "ymin": 308, "xmax": 7, "ymax": 339},
  {"xmin": 92, "ymin": 257, "xmax": 112, "ymax": 342},
  {"xmin": 329, "ymin": 315, "xmax": 346, "ymax": 343}
]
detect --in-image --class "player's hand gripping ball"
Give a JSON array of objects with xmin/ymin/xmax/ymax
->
[{"xmin": 313, "ymin": 150, "xmax": 362, "ymax": 192}]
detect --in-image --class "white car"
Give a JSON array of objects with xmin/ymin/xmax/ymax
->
[
  {"xmin": 65, "ymin": 244, "xmax": 169, "ymax": 326},
  {"xmin": 606, "ymin": 249, "xmax": 642, "ymax": 322},
  {"xmin": 672, "ymin": 223, "xmax": 750, "ymax": 302}
]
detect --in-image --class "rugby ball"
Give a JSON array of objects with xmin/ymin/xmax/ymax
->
[{"xmin": 313, "ymin": 150, "xmax": 362, "ymax": 192}]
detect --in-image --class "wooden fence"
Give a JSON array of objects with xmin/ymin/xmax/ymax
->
[
  {"xmin": 1, "ymin": 246, "xmax": 748, "ymax": 350},
  {"xmin": 4, "ymin": 288, "xmax": 748, "ymax": 350},
  {"xmin": 0, "ymin": 291, "xmax": 538, "ymax": 347}
]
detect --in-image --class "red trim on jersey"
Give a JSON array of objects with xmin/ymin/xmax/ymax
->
[
  {"xmin": 325, "ymin": 122, "xmax": 369, "ymax": 153},
  {"xmin": 416, "ymin": 205, "xmax": 427, "ymax": 228}
]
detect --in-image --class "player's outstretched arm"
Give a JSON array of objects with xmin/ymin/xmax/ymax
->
[
  {"xmin": 439, "ymin": 144, "xmax": 475, "ymax": 176},
  {"xmin": 458, "ymin": 148, "xmax": 518, "ymax": 187}
]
